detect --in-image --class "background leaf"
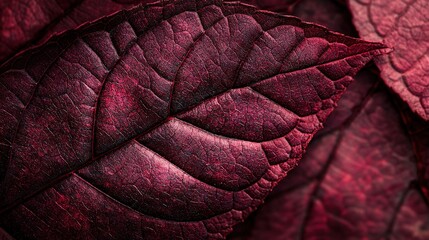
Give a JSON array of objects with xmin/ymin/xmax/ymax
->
[{"xmin": 349, "ymin": 0, "xmax": 429, "ymax": 121}]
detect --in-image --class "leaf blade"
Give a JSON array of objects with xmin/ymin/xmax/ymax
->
[
  {"xmin": 0, "ymin": 0, "xmax": 387, "ymax": 238},
  {"xmin": 349, "ymin": 0, "xmax": 429, "ymax": 120}
]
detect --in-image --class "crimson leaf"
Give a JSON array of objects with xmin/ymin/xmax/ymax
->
[
  {"xmin": 229, "ymin": 0, "xmax": 298, "ymax": 14},
  {"xmin": 0, "ymin": 0, "xmax": 299, "ymax": 65},
  {"xmin": 291, "ymin": 0, "xmax": 357, "ymax": 37},
  {"xmin": 0, "ymin": 0, "xmax": 155, "ymax": 64},
  {"xmin": 230, "ymin": 0, "xmax": 429, "ymax": 238},
  {"xmin": 348, "ymin": 0, "xmax": 429, "ymax": 121},
  {"xmin": 400, "ymin": 104, "xmax": 429, "ymax": 202},
  {"xmin": 0, "ymin": 227, "xmax": 13, "ymax": 240},
  {"xmin": 229, "ymin": 70, "xmax": 429, "ymax": 240},
  {"xmin": 0, "ymin": 0, "xmax": 386, "ymax": 238}
]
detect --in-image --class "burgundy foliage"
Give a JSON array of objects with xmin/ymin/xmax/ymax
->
[
  {"xmin": 0, "ymin": 227, "xmax": 14, "ymax": 240},
  {"xmin": 230, "ymin": 0, "xmax": 429, "ymax": 239},
  {"xmin": 230, "ymin": 0, "xmax": 297, "ymax": 14},
  {"xmin": 349, "ymin": 0, "xmax": 429, "ymax": 120},
  {"xmin": 230, "ymin": 70, "xmax": 429, "ymax": 240},
  {"xmin": 400, "ymin": 106, "xmax": 429, "ymax": 201},
  {"xmin": 0, "ymin": 0, "xmax": 386, "ymax": 239},
  {"xmin": 291, "ymin": 0, "xmax": 357, "ymax": 37},
  {"xmin": 0, "ymin": 0, "xmax": 161, "ymax": 64},
  {"xmin": 0, "ymin": 0, "xmax": 297, "ymax": 64}
]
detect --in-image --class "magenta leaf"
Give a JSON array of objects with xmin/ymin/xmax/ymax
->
[
  {"xmin": 229, "ymin": 70, "xmax": 429, "ymax": 240},
  {"xmin": 0, "ymin": 0, "xmax": 155, "ymax": 64},
  {"xmin": 0, "ymin": 0, "xmax": 386, "ymax": 238},
  {"xmin": 348, "ymin": 0, "xmax": 429, "ymax": 121}
]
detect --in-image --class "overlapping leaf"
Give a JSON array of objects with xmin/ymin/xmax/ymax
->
[
  {"xmin": 0, "ymin": 0, "xmax": 156, "ymax": 64},
  {"xmin": 230, "ymin": 0, "xmax": 429, "ymax": 239},
  {"xmin": 230, "ymin": 70, "xmax": 429, "ymax": 240},
  {"xmin": 400, "ymin": 105, "xmax": 429, "ymax": 202},
  {"xmin": 292, "ymin": 0, "xmax": 356, "ymax": 37},
  {"xmin": 0, "ymin": 0, "xmax": 297, "ymax": 65},
  {"xmin": 229, "ymin": 0, "xmax": 297, "ymax": 13},
  {"xmin": 0, "ymin": 0, "xmax": 386, "ymax": 238},
  {"xmin": 348, "ymin": 0, "xmax": 429, "ymax": 120}
]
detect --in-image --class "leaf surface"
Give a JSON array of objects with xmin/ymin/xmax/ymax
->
[
  {"xmin": 229, "ymin": 0, "xmax": 297, "ymax": 14},
  {"xmin": 230, "ymin": 1, "xmax": 429, "ymax": 238},
  {"xmin": 229, "ymin": 69, "xmax": 429, "ymax": 240},
  {"xmin": 400, "ymin": 105, "xmax": 429, "ymax": 201},
  {"xmin": 0, "ymin": 0, "xmax": 386, "ymax": 238},
  {"xmin": 348, "ymin": 0, "xmax": 429, "ymax": 120},
  {"xmin": 0, "ymin": 0, "xmax": 299, "ymax": 64},
  {"xmin": 0, "ymin": 0, "xmax": 156, "ymax": 64},
  {"xmin": 292, "ymin": 0, "xmax": 357, "ymax": 37},
  {"xmin": 0, "ymin": 228, "xmax": 13, "ymax": 240}
]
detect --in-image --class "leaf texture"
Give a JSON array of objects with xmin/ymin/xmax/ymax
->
[
  {"xmin": 230, "ymin": 0, "xmax": 429, "ymax": 238},
  {"xmin": 292, "ymin": 0, "xmax": 357, "ymax": 37},
  {"xmin": 229, "ymin": 69, "xmax": 429, "ymax": 240},
  {"xmin": 0, "ymin": 227, "xmax": 14, "ymax": 240},
  {"xmin": 0, "ymin": 0, "xmax": 155, "ymax": 64},
  {"xmin": 228, "ymin": 0, "xmax": 297, "ymax": 14},
  {"xmin": 400, "ymin": 105, "xmax": 429, "ymax": 202},
  {"xmin": 0, "ymin": 0, "xmax": 296, "ymax": 64},
  {"xmin": 348, "ymin": 0, "xmax": 429, "ymax": 120},
  {"xmin": 0, "ymin": 0, "xmax": 386, "ymax": 238}
]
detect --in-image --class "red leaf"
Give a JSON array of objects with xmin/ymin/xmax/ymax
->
[
  {"xmin": 0, "ymin": 0, "xmax": 155, "ymax": 63},
  {"xmin": 229, "ymin": 70, "xmax": 429, "ymax": 240},
  {"xmin": 229, "ymin": 1, "xmax": 429, "ymax": 238},
  {"xmin": 229, "ymin": 0, "xmax": 297, "ymax": 14},
  {"xmin": 0, "ymin": 228, "xmax": 13, "ymax": 240},
  {"xmin": 0, "ymin": 0, "xmax": 294, "ymax": 64},
  {"xmin": 348, "ymin": 0, "xmax": 429, "ymax": 120},
  {"xmin": 400, "ymin": 104, "xmax": 429, "ymax": 201},
  {"xmin": 0, "ymin": 0, "xmax": 386, "ymax": 238},
  {"xmin": 292, "ymin": 0, "xmax": 357, "ymax": 37}
]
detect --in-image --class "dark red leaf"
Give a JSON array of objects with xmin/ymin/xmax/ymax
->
[
  {"xmin": 0, "ymin": 228, "xmax": 14, "ymax": 240},
  {"xmin": 399, "ymin": 104, "xmax": 429, "ymax": 201},
  {"xmin": 229, "ymin": 70, "xmax": 429, "ymax": 240},
  {"xmin": 0, "ymin": 0, "xmax": 155, "ymax": 64},
  {"xmin": 292, "ymin": 0, "xmax": 357, "ymax": 37},
  {"xmin": 230, "ymin": 0, "xmax": 297, "ymax": 14},
  {"xmin": 0, "ymin": 0, "xmax": 303, "ymax": 65},
  {"xmin": 0, "ymin": 0, "xmax": 296, "ymax": 65},
  {"xmin": 0, "ymin": 228, "xmax": 13, "ymax": 240},
  {"xmin": 348, "ymin": 0, "xmax": 429, "ymax": 120},
  {"xmin": 229, "ymin": 1, "xmax": 429, "ymax": 238},
  {"xmin": 0, "ymin": 0, "xmax": 386, "ymax": 238}
]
